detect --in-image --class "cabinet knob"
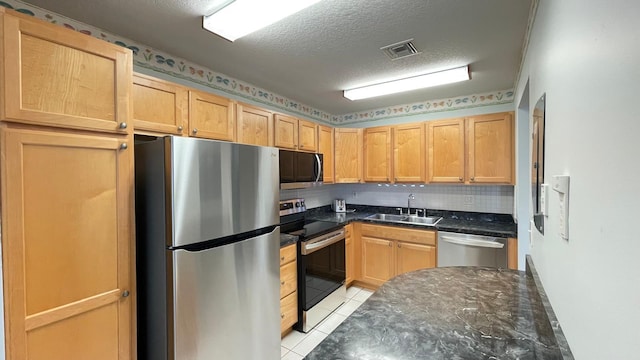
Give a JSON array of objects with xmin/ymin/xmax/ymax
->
[
  {"xmin": 118, "ymin": 122, "xmax": 127, "ymax": 129},
  {"xmin": 281, "ymin": 281, "xmax": 285, "ymax": 285},
  {"xmin": 281, "ymin": 313, "xmax": 285, "ymax": 319},
  {"xmin": 388, "ymin": 242, "xmax": 392, "ymax": 247},
  {"xmin": 470, "ymin": 177, "xmax": 475, "ymax": 181},
  {"xmin": 192, "ymin": 128, "xmax": 198, "ymax": 134},
  {"xmin": 300, "ymin": 144, "xmax": 304, "ymax": 148},
  {"xmin": 459, "ymin": 177, "xmax": 463, "ymax": 182},
  {"xmin": 397, "ymin": 243, "xmax": 401, "ymax": 248},
  {"xmin": 395, "ymin": 177, "xmax": 398, "ymax": 182},
  {"xmin": 119, "ymin": 143, "xmax": 128, "ymax": 150},
  {"xmin": 177, "ymin": 125, "xmax": 183, "ymax": 132},
  {"xmin": 122, "ymin": 290, "xmax": 130, "ymax": 298},
  {"xmin": 281, "ymin": 256, "xmax": 285, "ymax": 261}
]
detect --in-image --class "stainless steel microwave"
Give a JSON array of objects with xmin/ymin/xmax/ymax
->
[{"xmin": 279, "ymin": 150, "xmax": 323, "ymax": 189}]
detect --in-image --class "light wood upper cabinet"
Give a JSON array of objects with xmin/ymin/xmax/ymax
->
[
  {"xmin": 1, "ymin": 126, "xmax": 132, "ymax": 360},
  {"xmin": 236, "ymin": 103, "xmax": 273, "ymax": 146},
  {"xmin": 132, "ymin": 73, "xmax": 187, "ymax": 135},
  {"xmin": 188, "ymin": 90, "xmax": 235, "ymax": 141},
  {"xmin": 274, "ymin": 114, "xmax": 298, "ymax": 150},
  {"xmin": 363, "ymin": 126, "xmax": 392, "ymax": 182},
  {"xmin": 394, "ymin": 123, "xmax": 425, "ymax": 183},
  {"xmin": 0, "ymin": 9, "xmax": 132, "ymax": 135},
  {"xmin": 318, "ymin": 125, "xmax": 335, "ymax": 183},
  {"xmin": 334, "ymin": 128, "xmax": 363, "ymax": 183},
  {"xmin": 428, "ymin": 118, "xmax": 465, "ymax": 183},
  {"xmin": 298, "ymin": 119, "xmax": 318, "ymax": 152},
  {"xmin": 467, "ymin": 112, "xmax": 513, "ymax": 184},
  {"xmin": 274, "ymin": 115, "xmax": 317, "ymax": 152}
]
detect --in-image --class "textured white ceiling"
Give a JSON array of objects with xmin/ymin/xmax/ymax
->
[{"xmin": 21, "ymin": 0, "xmax": 531, "ymax": 115}]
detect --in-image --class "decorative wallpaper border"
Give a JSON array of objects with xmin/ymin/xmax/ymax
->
[
  {"xmin": 4, "ymin": 0, "xmax": 515, "ymax": 125},
  {"xmin": 332, "ymin": 89, "xmax": 515, "ymax": 124}
]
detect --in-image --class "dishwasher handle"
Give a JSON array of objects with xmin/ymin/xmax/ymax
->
[{"xmin": 439, "ymin": 235, "xmax": 504, "ymax": 249}]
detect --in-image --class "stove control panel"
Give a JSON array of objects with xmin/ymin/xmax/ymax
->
[{"xmin": 280, "ymin": 198, "xmax": 306, "ymax": 216}]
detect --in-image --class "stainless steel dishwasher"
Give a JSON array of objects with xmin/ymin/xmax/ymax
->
[{"xmin": 437, "ymin": 231, "xmax": 508, "ymax": 268}]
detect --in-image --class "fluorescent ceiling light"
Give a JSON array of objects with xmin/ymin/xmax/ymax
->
[
  {"xmin": 203, "ymin": 0, "xmax": 322, "ymax": 42},
  {"xmin": 343, "ymin": 66, "xmax": 471, "ymax": 101}
]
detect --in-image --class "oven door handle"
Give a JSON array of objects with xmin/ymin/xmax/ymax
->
[{"xmin": 302, "ymin": 231, "xmax": 345, "ymax": 255}]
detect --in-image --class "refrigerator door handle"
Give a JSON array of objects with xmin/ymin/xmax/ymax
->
[{"xmin": 439, "ymin": 235, "xmax": 504, "ymax": 249}]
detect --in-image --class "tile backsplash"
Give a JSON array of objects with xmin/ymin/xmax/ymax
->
[{"xmin": 280, "ymin": 183, "xmax": 514, "ymax": 215}]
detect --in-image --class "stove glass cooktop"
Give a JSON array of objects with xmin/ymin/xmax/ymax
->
[{"xmin": 286, "ymin": 220, "xmax": 342, "ymax": 241}]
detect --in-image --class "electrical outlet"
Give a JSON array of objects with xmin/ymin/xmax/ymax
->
[{"xmin": 464, "ymin": 195, "xmax": 474, "ymax": 205}]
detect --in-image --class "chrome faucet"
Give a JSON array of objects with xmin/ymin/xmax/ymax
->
[{"xmin": 407, "ymin": 193, "xmax": 415, "ymax": 215}]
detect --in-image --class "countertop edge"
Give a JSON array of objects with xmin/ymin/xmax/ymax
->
[{"xmin": 526, "ymin": 255, "xmax": 575, "ymax": 359}]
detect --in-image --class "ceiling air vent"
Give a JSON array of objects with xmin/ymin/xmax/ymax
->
[{"xmin": 381, "ymin": 39, "xmax": 420, "ymax": 60}]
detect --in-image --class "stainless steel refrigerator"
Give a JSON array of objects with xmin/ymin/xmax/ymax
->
[{"xmin": 135, "ymin": 136, "xmax": 280, "ymax": 360}]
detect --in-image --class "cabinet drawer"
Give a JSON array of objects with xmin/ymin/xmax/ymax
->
[
  {"xmin": 280, "ymin": 291, "xmax": 298, "ymax": 333},
  {"xmin": 280, "ymin": 244, "xmax": 296, "ymax": 266},
  {"xmin": 280, "ymin": 261, "xmax": 297, "ymax": 299},
  {"xmin": 361, "ymin": 224, "xmax": 436, "ymax": 246}
]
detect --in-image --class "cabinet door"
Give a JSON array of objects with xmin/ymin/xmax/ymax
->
[
  {"xmin": 467, "ymin": 112, "xmax": 513, "ymax": 184},
  {"xmin": 279, "ymin": 261, "xmax": 297, "ymax": 299},
  {"xmin": 361, "ymin": 236, "xmax": 394, "ymax": 287},
  {"xmin": 188, "ymin": 90, "xmax": 235, "ymax": 141},
  {"xmin": 394, "ymin": 123, "xmax": 425, "ymax": 183},
  {"xmin": 132, "ymin": 73, "xmax": 187, "ymax": 135},
  {"xmin": 1, "ymin": 10, "xmax": 132, "ymax": 135},
  {"xmin": 280, "ymin": 291, "xmax": 298, "ymax": 333},
  {"xmin": 236, "ymin": 103, "xmax": 273, "ymax": 146},
  {"xmin": 274, "ymin": 114, "xmax": 298, "ymax": 150},
  {"xmin": 345, "ymin": 224, "xmax": 354, "ymax": 285},
  {"xmin": 396, "ymin": 242, "xmax": 436, "ymax": 275},
  {"xmin": 428, "ymin": 118, "xmax": 465, "ymax": 183},
  {"xmin": 1, "ymin": 127, "xmax": 132, "ymax": 360},
  {"xmin": 317, "ymin": 125, "xmax": 334, "ymax": 183},
  {"xmin": 363, "ymin": 126, "xmax": 392, "ymax": 182},
  {"xmin": 298, "ymin": 119, "xmax": 317, "ymax": 152},
  {"xmin": 334, "ymin": 128, "xmax": 363, "ymax": 183}
]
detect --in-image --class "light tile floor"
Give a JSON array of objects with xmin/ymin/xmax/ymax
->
[{"xmin": 280, "ymin": 286, "xmax": 374, "ymax": 359}]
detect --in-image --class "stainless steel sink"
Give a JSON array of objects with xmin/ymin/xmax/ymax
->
[
  {"xmin": 365, "ymin": 213, "xmax": 407, "ymax": 222},
  {"xmin": 364, "ymin": 213, "xmax": 442, "ymax": 227},
  {"xmin": 405, "ymin": 216, "xmax": 441, "ymax": 225}
]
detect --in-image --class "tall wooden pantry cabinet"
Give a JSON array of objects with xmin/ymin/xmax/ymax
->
[{"xmin": 0, "ymin": 8, "xmax": 134, "ymax": 360}]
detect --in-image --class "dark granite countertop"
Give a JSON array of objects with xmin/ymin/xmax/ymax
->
[
  {"xmin": 279, "ymin": 233, "xmax": 298, "ymax": 248},
  {"xmin": 305, "ymin": 257, "xmax": 573, "ymax": 360},
  {"xmin": 305, "ymin": 204, "xmax": 517, "ymax": 238}
]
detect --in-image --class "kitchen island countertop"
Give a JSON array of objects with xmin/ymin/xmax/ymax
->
[{"xmin": 305, "ymin": 257, "xmax": 573, "ymax": 359}]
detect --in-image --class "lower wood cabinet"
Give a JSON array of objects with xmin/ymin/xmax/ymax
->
[
  {"xmin": 280, "ymin": 292, "xmax": 298, "ymax": 334},
  {"xmin": 345, "ymin": 224, "xmax": 354, "ymax": 285},
  {"xmin": 280, "ymin": 244, "xmax": 297, "ymax": 334},
  {"xmin": 359, "ymin": 223, "xmax": 436, "ymax": 288}
]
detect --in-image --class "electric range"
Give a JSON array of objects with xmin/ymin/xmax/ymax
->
[{"xmin": 279, "ymin": 199, "xmax": 347, "ymax": 333}]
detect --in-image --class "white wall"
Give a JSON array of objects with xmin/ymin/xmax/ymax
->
[{"xmin": 516, "ymin": 0, "xmax": 640, "ymax": 358}]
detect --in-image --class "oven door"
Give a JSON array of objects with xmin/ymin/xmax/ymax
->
[{"xmin": 299, "ymin": 229, "xmax": 346, "ymax": 311}]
